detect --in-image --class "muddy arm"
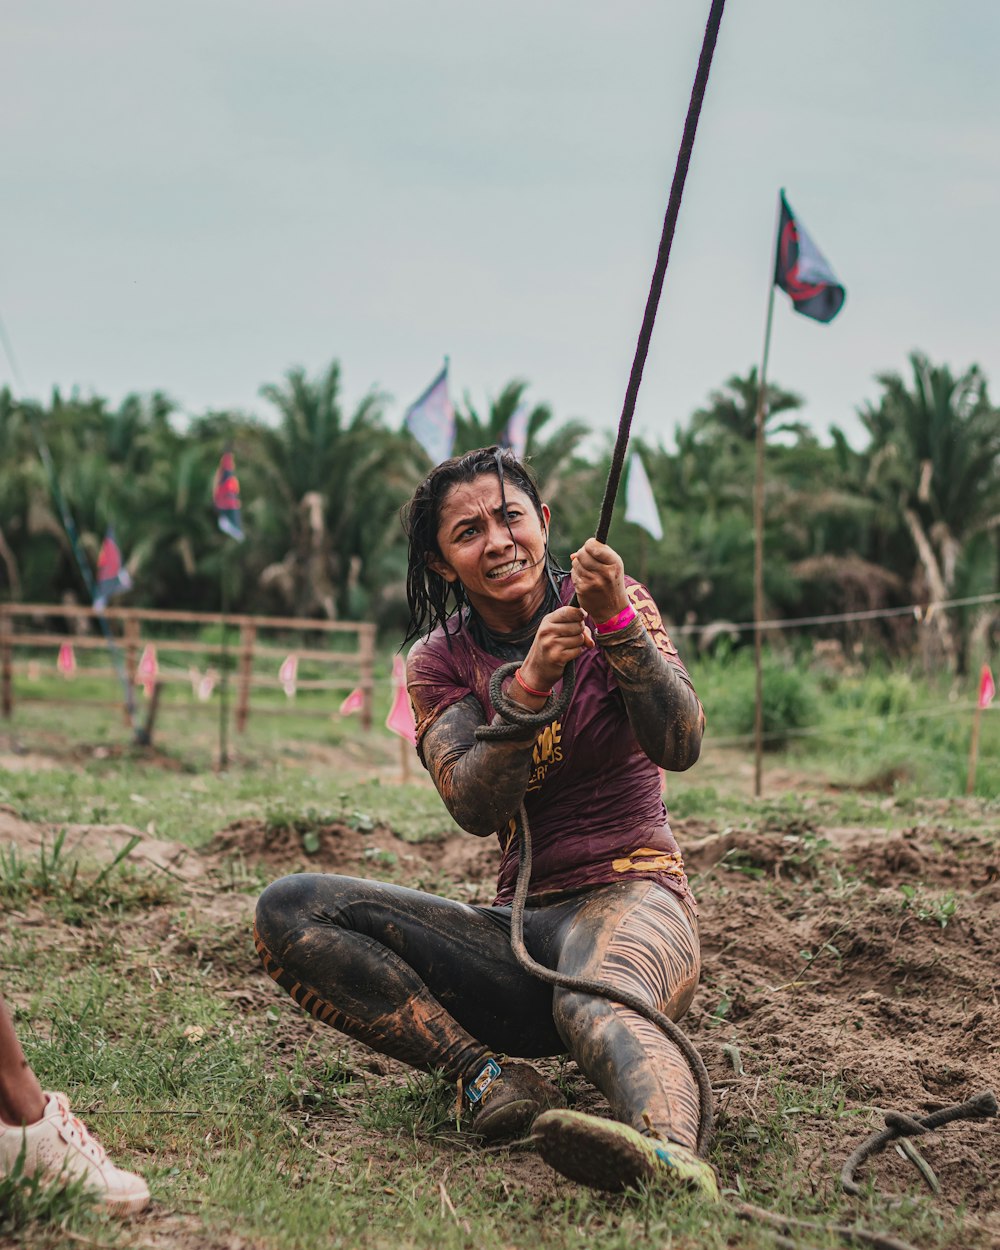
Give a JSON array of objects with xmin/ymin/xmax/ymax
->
[
  {"xmin": 419, "ymin": 695, "xmax": 537, "ymax": 836},
  {"xmin": 597, "ymin": 618, "xmax": 704, "ymax": 770}
]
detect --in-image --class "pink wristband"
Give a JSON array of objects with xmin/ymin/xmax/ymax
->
[{"xmin": 594, "ymin": 603, "xmax": 637, "ymax": 635}]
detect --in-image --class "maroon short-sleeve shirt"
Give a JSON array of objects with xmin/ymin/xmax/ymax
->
[{"xmin": 407, "ymin": 577, "xmax": 700, "ymax": 907}]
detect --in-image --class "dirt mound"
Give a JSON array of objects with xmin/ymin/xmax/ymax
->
[
  {"xmin": 682, "ymin": 819, "xmax": 999, "ymax": 1215},
  {"xmin": 0, "ymin": 803, "xmax": 202, "ymax": 882},
  {"xmin": 213, "ymin": 807, "xmax": 998, "ymax": 1220},
  {"xmin": 207, "ymin": 816, "xmax": 500, "ymax": 903}
]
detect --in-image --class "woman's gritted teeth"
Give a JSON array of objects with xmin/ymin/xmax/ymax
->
[{"xmin": 487, "ymin": 559, "xmax": 526, "ymax": 580}]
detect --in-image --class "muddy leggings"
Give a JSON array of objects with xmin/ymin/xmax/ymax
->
[{"xmin": 254, "ymin": 875, "xmax": 702, "ymax": 1149}]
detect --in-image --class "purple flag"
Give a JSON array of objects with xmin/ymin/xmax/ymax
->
[
  {"xmin": 93, "ymin": 527, "xmax": 133, "ymax": 610},
  {"xmin": 404, "ymin": 362, "xmax": 455, "ymax": 465},
  {"xmin": 500, "ymin": 403, "xmax": 530, "ymax": 461}
]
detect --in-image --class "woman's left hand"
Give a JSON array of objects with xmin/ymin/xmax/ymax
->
[{"xmin": 570, "ymin": 538, "xmax": 628, "ymax": 626}]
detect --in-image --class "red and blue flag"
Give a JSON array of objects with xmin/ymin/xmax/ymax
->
[
  {"xmin": 93, "ymin": 527, "xmax": 133, "ymax": 610},
  {"xmin": 775, "ymin": 192, "xmax": 845, "ymax": 324},
  {"xmin": 213, "ymin": 449, "xmax": 245, "ymax": 542}
]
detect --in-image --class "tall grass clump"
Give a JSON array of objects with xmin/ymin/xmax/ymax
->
[{"xmin": 692, "ymin": 649, "xmax": 818, "ymax": 751}]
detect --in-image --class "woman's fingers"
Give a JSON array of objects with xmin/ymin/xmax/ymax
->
[
  {"xmin": 522, "ymin": 607, "xmax": 594, "ymax": 686},
  {"xmin": 570, "ymin": 539, "xmax": 627, "ymax": 622}
]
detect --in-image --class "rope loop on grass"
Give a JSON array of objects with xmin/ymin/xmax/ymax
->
[{"xmin": 840, "ymin": 1089, "xmax": 997, "ymax": 1197}]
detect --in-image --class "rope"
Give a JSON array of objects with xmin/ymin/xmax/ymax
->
[
  {"xmin": 596, "ymin": 0, "xmax": 726, "ymax": 545},
  {"xmin": 473, "ymin": 0, "xmax": 728, "ymax": 1160},
  {"xmin": 476, "ymin": 663, "xmax": 715, "ymax": 1157},
  {"xmin": 671, "ymin": 591, "xmax": 1000, "ymax": 638},
  {"xmin": 840, "ymin": 1090, "xmax": 997, "ymax": 1197}
]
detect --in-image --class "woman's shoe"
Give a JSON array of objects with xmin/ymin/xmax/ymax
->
[
  {"xmin": 465, "ymin": 1060, "xmax": 566, "ymax": 1142},
  {"xmin": 0, "ymin": 1091, "xmax": 150, "ymax": 1215},
  {"xmin": 532, "ymin": 1108, "xmax": 719, "ymax": 1199}
]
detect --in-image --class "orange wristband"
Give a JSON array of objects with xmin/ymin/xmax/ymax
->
[{"xmin": 513, "ymin": 668, "xmax": 553, "ymax": 699}]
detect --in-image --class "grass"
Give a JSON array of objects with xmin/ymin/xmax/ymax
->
[
  {"xmin": 1, "ymin": 654, "xmax": 997, "ymax": 1248},
  {"xmin": 2, "ymin": 919, "xmax": 981, "ymax": 1250}
]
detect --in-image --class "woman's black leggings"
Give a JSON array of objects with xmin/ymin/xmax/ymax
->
[{"xmin": 254, "ymin": 874, "xmax": 701, "ymax": 1148}]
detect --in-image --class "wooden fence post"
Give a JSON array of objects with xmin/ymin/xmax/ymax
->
[
  {"xmin": 1, "ymin": 606, "xmax": 12, "ymax": 719},
  {"xmin": 236, "ymin": 622, "xmax": 256, "ymax": 733},
  {"xmin": 359, "ymin": 623, "xmax": 375, "ymax": 731},
  {"xmin": 123, "ymin": 614, "xmax": 139, "ymax": 724}
]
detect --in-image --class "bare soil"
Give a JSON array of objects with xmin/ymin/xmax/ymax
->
[{"xmin": 1, "ymin": 798, "xmax": 998, "ymax": 1247}]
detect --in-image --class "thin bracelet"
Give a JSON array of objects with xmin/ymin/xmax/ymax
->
[
  {"xmin": 513, "ymin": 668, "xmax": 553, "ymax": 699},
  {"xmin": 594, "ymin": 603, "xmax": 637, "ymax": 635}
]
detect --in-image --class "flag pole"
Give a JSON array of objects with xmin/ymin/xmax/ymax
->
[
  {"xmin": 965, "ymin": 701, "xmax": 982, "ymax": 796},
  {"xmin": 218, "ymin": 553, "xmax": 230, "ymax": 769},
  {"xmin": 752, "ymin": 190, "xmax": 782, "ymax": 799}
]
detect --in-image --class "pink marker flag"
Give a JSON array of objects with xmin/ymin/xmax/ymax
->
[
  {"xmin": 385, "ymin": 654, "xmax": 417, "ymax": 744},
  {"xmin": 279, "ymin": 654, "xmax": 298, "ymax": 699},
  {"xmin": 56, "ymin": 641, "xmax": 76, "ymax": 677},
  {"xmin": 979, "ymin": 664, "xmax": 996, "ymax": 710},
  {"xmin": 137, "ymin": 644, "xmax": 158, "ymax": 697},
  {"xmin": 339, "ymin": 687, "xmax": 364, "ymax": 716}
]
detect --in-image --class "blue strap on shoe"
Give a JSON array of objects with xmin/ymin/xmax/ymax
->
[{"xmin": 465, "ymin": 1057, "xmax": 502, "ymax": 1104}]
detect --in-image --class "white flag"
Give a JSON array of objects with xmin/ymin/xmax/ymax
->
[
  {"xmin": 404, "ymin": 362, "xmax": 455, "ymax": 466},
  {"xmin": 624, "ymin": 454, "xmax": 663, "ymax": 541}
]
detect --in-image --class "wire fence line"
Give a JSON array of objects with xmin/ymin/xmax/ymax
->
[
  {"xmin": 670, "ymin": 591, "xmax": 1000, "ymax": 637},
  {"xmin": 706, "ymin": 699, "xmax": 991, "ymax": 750}
]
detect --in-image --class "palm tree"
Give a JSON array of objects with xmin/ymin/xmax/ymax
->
[
  {"xmin": 453, "ymin": 379, "xmax": 590, "ymax": 511},
  {"xmin": 689, "ymin": 367, "xmax": 805, "ymax": 447},
  {"xmin": 254, "ymin": 360, "xmax": 403, "ymax": 619},
  {"xmin": 858, "ymin": 352, "xmax": 1000, "ymax": 667}
]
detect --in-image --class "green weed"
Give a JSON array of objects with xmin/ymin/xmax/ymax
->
[
  {"xmin": 898, "ymin": 884, "xmax": 960, "ymax": 927},
  {"xmin": 0, "ymin": 1143, "xmax": 102, "ymax": 1237},
  {"xmin": 0, "ymin": 830, "xmax": 177, "ymax": 919}
]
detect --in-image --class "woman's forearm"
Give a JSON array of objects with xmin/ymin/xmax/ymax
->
[
  {"xmin": 596, "ymin": 619, "xmax": 704, "ymax": 770},
  {"xmin": 419, "ymin": 696, "xmax": 537, "ymax": 835}
]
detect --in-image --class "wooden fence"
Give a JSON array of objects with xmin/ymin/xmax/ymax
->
[{"xmin": 0, "ymin": 603, "xmax": 376, "ymax": 731}]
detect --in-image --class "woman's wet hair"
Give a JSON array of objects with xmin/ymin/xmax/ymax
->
[{"xmin": 402, "ymin": 446, "xmax": 554, "ymax": 645}]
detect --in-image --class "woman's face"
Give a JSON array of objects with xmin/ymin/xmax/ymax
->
[{"xmin": 430, "ymin": 474, "xmax": 550, "ymax": 612}]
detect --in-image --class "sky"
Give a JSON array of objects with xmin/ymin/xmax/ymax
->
[{"xmin": 1, "ymin": 1, "xmax": 997, "ymax": 450}]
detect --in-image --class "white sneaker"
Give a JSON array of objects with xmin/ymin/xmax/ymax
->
[{"xmin": 0, "ymin": 1091, "xmax": 150, "ymax": 1215}]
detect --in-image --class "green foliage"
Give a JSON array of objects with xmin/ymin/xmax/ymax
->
[
  {"xmin": 704, "ymin": 653, "xmax": 818, "ymax": 751},
  {"xmin": 0, "ymin": 828, "xmax": 177, "ymax": 920},
  {"xmin": 0, "ymin": 1144, "xmax": 100, "ymax": 1236},
  {"xmin": 2, "ymin": 348, "xmax": 999, "ymax": 680},
  {"xmin": 898, "ymin": 884, "xmax": 959, "ymax": 927}
]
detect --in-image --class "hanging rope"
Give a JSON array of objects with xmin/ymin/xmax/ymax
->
[
  {"xmin": 475, "ymin": 0, "xmax": 729, "ymax": 1160},
  {"xmin": 596, "ymin": 0, "xmax": 726, "ymax": 544}
]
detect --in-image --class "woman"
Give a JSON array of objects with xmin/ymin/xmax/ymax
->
[{"xmin": 254, "ymin": 447, "xmax": 716, "ymax": 1197}]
